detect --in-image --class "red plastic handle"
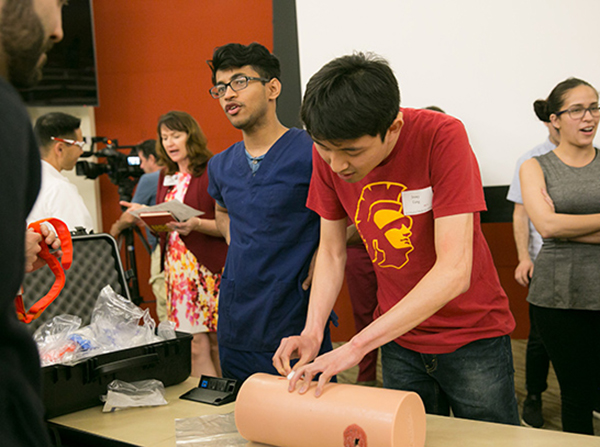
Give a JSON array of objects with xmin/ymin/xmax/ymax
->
[{"xmin": 15, "ymin": 219, "xmax": 73, "ymax": 323}]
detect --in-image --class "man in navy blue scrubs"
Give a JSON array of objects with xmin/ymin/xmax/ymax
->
[{"xmin": 207, "ymin": 42, "xmax": 333, "ymax": 382}]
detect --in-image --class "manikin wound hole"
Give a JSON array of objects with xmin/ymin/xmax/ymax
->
[{"xmin": 343, "ymin": 423, "xmax": 367, "ymax": 447}]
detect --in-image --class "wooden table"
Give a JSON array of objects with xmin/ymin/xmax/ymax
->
[{"xmin": 49, "ymin": 377, "xmax": 600, "ymax": 447}]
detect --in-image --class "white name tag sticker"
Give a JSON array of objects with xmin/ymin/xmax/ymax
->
[
  {"xmin": 402, "ymin": 186, "xmax": 433, "ymax": 216},
  {"xmin": 163, "ymin": 174, "xmax": 178, "ymax": 186}
]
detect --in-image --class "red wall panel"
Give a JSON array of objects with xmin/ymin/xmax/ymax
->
[
  {"xmin": 92, "ymin": 1, "xmax": 273, "ymax": 316},
  {"xmin": 482, "ymin": 222, "xmax": 530, "ymax": 339}
]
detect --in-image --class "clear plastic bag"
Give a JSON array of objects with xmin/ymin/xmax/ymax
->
[
  {"xmin": 175, "ymin": 413, "xmax": 255, "ymax": 446},
  {"xmin": 90, "ymin": 284, "xmax": 160, "ymax": 350},
  {"xmin": 33, "ymin": 314, "xmax": 92, "ymax": 366},
  {"xmin": 157, "ymin": 320, "xmax": 177, "ymax": 340},
  {"xmin": 35, "ymin": 285, "xmax": 167, "ymax": 366},
  {"xmin": 101, "ymin": 379, "xmax": 167, "ymax": 412}
]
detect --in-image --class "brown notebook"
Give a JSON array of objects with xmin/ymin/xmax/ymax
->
[{"xmin": 139, "ymin": 211, "xmax": 179, "ymax": 233}]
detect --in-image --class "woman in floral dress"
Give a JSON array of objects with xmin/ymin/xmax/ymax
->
[{"xmin": 155, "ymin": 111, "xmax": 228, "ymax": 377}]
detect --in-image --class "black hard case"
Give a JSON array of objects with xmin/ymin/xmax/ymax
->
[
  {"xmin": 43, "ymin": 331, "xmax": 192, "ymax": 418},
  {"xmin": 23, "ymin": 233, "xmax": 132, "ymax": 333},
  {"xmin": 22, "ymin": 233, "xmax": 191, "ymax": 418}
]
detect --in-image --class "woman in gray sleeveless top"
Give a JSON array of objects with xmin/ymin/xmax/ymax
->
[{"xmin": 520, "ymin": 77, "xmax": 600, "ymax": 435}]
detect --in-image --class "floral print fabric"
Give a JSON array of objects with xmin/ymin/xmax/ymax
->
[{"xmin": 163, "ymin": 172, "xmax": 220, "ymax": 333}]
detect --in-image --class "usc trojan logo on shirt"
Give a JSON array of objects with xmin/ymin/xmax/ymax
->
[{"xmin": 355, "ymin": 182, "xmax": 414, "ymax": 269}]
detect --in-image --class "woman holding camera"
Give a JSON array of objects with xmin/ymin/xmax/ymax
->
[{"xmin": 155, "ymin": 111, "xmax": 227, "ymax": 378}]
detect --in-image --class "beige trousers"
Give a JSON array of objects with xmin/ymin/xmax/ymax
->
[{"xmin": 149, "ymin": 246, "xmax": 167, "ymax": 322}]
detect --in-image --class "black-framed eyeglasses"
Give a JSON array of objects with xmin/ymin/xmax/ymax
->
[
  {"xmin": 209, "ymin": 75, "xmax": 270, "ymax": 99},
  {"xmin": 51, "ymin": 136, "xmax": 86, "ymax": 149},
  {"xmin": 555, "ymin": 105, "xmax": 600, "ymax": 120}
]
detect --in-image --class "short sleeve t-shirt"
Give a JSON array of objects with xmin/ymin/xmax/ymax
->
[
  {"xmin": 307, "ymin": 108, "xmax": 515, "ymax": 354},
  {"xmin": 506, "ymin": 138, "xmax": 556, "ymax": 260},
  {"xmin": 132, "ymin": 170, "xmax": 159, "ymax": 249}
]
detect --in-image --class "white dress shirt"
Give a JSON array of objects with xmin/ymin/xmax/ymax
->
[{"xmin": 27, "ymin": 160, "xmax": 94, "ymax": 232}]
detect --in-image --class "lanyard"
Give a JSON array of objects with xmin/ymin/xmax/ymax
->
[{"xmin": 15, "ymin": 218, "xmax": 73, "ymax": 323}]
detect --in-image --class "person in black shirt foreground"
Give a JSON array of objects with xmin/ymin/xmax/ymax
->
[{"xmin": 0, "ymin": 0, "xmax": 67, "ymax": 445}]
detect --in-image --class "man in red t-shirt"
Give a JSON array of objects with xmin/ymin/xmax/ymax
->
[{"xmin": 273, "ymin": 53, "xmax": 519, "ymax": 425}]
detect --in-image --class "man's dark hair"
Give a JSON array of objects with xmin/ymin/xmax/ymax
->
[
  {"xmin": 301, "ymin": 52, "xmax": 400, "ymax": 142},
  {"xmin": 207, "ymin": 42, "xmax": 281, "ymax": 85},
  {"xmin": 136, "ymin": 139, "xmax": 157, "ymax": 159},
  {"xmin": 34, "ymin": 112, "xmax": 81, "ymax": 150},
  {"xmin": 533, "ymin": 77, "xmax": 596, "ymax": 123},
  {"xmin": 423, "ymin": 105, "xmax": 446, "ymax": 114}
]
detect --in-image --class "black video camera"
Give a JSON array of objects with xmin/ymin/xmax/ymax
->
[{"xmin": 76, "ymin": 137, "xmax": 143, "ymax": 202}]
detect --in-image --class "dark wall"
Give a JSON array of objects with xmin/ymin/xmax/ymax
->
[{"xmin": 273, "ymin": 0, "xmax": 303, "ymax": 129}]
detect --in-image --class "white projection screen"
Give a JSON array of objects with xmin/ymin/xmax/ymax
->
[{"xmin": 295, "ymin": 0, "xmax": 600, "ymax": 186}]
